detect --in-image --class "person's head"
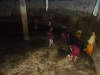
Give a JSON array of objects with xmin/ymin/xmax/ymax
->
[
  {"xmin": 77, "ymin": 32, "xmax": 81, "ymax": 34},
  {"xmin": 50, "ymin": 27, "xmax": 53, "ymax": 31},
  {"xmin": 63, "ymin": 26, "xmax": 65, "ymax": 28},
  {"xmin": 92, "ymin": 32, "xmax": 95, "ymax": 35}
]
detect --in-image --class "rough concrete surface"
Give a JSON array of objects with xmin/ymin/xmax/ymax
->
[{"xmin": 0, "ymin": 34, "xmax": 97, "ymax": 75}]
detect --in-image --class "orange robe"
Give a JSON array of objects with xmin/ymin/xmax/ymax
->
[
  {"xmin": 86, "ymin": 35, "xmax": 95, "ymax": 55},
  {"xmin": 86, "ymin": 43, "xmax": 93, "ymax": 54}
]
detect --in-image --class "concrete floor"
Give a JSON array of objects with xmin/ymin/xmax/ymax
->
[
  {"xmin": 0, "ymin": 31, "xmax": 97, "ymax": 75},
  {"xmin": 0, "ymin": 21, "xmax": 97, "ymax": 75}
]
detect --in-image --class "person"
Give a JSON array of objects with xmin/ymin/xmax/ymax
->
[
  {"xmin": 61, "ymin": 31, "xmax": 67, "ymax": 41},
  {"xmin": 67, "ymin": 33, "xmax": 70, "ymax": 41},
  {"xmin": 61, "ymin": 26, "xmax": 67, "ymax": 42},
  {"xmin": 66, "ymin": 33, "xmax": 71, "ymax": 45},
  {"xmin": 34, "ymin": 18, "xmax": 38, "ymax": 30},
  {"xmin": 47, "ymin": 27, "xmax": 54, "ymax": 48},
  {"xmin": 48, "ymin": 17, "xmax": 51, "ymax": 27},
  {"xmin": 85, "ymin": 32, "xmax": 96, "ymax": 56},
  {"xmin": 76, "ymin": 29, "xmax": 82, "ymax": 39},
  {"xmin": 67, "ymin": 45, "xmax": 80, "ymax": 62}
]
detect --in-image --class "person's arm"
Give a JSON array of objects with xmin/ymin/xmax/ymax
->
[
  {"xmin": 69, "ymin": 46, "xmax": 72, "ymax": 51},
  {"xmin": 47, "ymin": 32, "xmax": 49, "ymax": 34},
  {"xmin": 93, "ymin": 35, "xmax": 96, "ymax": 44},
  {"xmin": 68, "ymin": 34, "xmax": 70, "ymax": 41},
  {"xmin": 47, "ymin": 30, "xmax": 49, "ymax": 34}
]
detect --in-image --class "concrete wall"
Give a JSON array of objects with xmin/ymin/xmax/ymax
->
[{"xmin": 0, "ymin": 0, "xmax": 97, "ymax": 17}]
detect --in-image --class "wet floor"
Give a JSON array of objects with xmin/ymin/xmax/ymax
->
[{"xmin": 0, "ymin": 23, "xmax": 97, "ymax": 75}]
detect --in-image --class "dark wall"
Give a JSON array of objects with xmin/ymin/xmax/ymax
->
[
  {"xmin": 0, "ymin": 0, "xmax": 100, "ymax": 40},
  {"xmin": 0, "ymin": 0, "xmax": 97, "ymax": 17},
  {"xmin": 0, "ymin": 0, "xmax": 100, "ymax": 39}
]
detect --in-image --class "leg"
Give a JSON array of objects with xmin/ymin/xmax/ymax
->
[
  {"xmin": 49, "ymin": 39, "xmax": 53, "ymax": 47},
  {"xmin": 74, "ymin": 56, "xmax": 77, "ymax": 62},
  {"xmin": 49, "ymin": 39, "xmax": 52, "ymax": 47},
  {"xmin": 70, "ymin": 55, "xmax": 73, "ymax": 60},
  {"xmin": 51, "ymin": 40, "xmax": 54, "ymax": 47}
]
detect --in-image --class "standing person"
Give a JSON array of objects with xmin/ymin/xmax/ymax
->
[
  {"xmin": 47, "ymin": 27, "xmax": 54, "ymax": 48},
  {"xmin": 61, "ymin": 31, "xmax": 67, "ymax": 42},
  {"xmin": 76, "ymin": 29, "xmax": 82, "ymax": 40},
  {"xmin": 85, "ymin": 32, "xmax": 96, "ymax": 56},
  {"xmin": 61, "ymin": 26, "xmax": 67, "ymax": 42},
  {"xmin": 48, "ymin": 17, "xmax": 51, "ymax": 27},
  {"xmin": 34, "ymin": 18, "xmax": 38, "ymax": 30},
  {"xmin": 67, "ymin": 45, "xmax": 80, "ymax": 62},
  {"xmin": 66, "ymin": 33, "xmax": 71, "ymax": 44},
  {"xmin": 67, "ymin": 33, "xmax": 70, "ymax": 41}
]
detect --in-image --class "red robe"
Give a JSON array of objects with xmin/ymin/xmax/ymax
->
[
  {"xmin": 48, "ymin": 30, "xmax": 54, "ymax": 40},
  {"xmin": 34, "ymin": 19, "xmax": 38, "ymax": 26},
  {"xmin": 61, "ymin": 32, "xmax": 67, "ymax": 41},
  {"xmin": 70, "ymin": 45, "xmax": 80, "ymax": 57}
]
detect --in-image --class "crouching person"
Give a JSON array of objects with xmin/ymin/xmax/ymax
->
[{"xmin": 67, "ymin": 45, "xmax": 80, "ymax": 62}]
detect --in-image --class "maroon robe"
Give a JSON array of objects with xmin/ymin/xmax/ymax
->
[
  {"xmin": 70, "ymin": 45, "xmax": 80, "ymax": 57},
  {"xmin": 48, "ymin": 30, "xmax": 54, "ymax": 40},
  {"xmin": 61, "ymin": 32, "xmax": 67, "ymax": 41},
  {"xmin": 34, "ymin": 19, "xmax": 38, "ymax": 26}
]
